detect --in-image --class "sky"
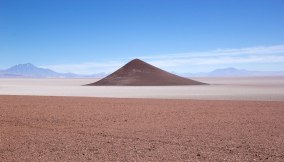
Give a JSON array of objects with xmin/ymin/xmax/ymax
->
[{"xmin": 1, "ymin": 0, "xmax": 284, "ymax": 74}]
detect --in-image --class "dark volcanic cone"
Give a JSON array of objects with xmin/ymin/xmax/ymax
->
[{"xmin": 86, "ymin": 59, "xmax": 207, "ymax": 86}]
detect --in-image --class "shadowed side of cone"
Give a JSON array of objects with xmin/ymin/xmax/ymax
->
[{"xmin": 86, "ymin": 59, "xmax": 207, "ymax": 86}]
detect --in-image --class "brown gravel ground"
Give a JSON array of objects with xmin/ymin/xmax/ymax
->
[{"xmin": 0, "ymin": 95, "xmax": 284, "ymax": 162}]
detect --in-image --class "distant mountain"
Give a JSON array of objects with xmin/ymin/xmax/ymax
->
[
  {"xmin": 86, "ymin": 59, "xmax": 206, "ymax": 86},
  {"xmin": 183, "ymin": 67, "xmax": 284, "ymax": 77},
  {"xmin": 1, "ymin": 63, "xmax": 63, "ymax": 78},
  {"xmin": 207, "ymin": 67, "xmax": 251, "ymax": 77},
  {"xmin": 0, "ymin": 63, "xmax": 106, "ymax": 78}
]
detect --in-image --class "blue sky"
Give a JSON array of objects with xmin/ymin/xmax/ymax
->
[{"xmin": 1, "ymin": 0, "xmax": 284, "ymax": 74}]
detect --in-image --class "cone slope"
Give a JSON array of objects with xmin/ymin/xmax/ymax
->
[{"xmin": 86, "ymin": 59, "xmax": 207, "ymax": 86}]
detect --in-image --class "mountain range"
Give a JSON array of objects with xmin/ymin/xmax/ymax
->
[
  {"xmin": 0, "ymin": 63, "xmax": 283, "ymax": 78},
  {"xmin": 0, "ymin": 63, "xmax": 105, "ymax": 78},
  {"xmin": 183, "ymin": 67, "xmax": 284, "ymax": 77}
]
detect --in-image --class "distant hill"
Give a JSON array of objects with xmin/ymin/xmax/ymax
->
[
  {"xmin": 0, "ymin": 63, "xmax": 106, "ymax": 78},
  {"xmin": 86, "ymin": 59, "xmax": 206, "ymax": 86},
  {"xmin": 183, "ymin": 67, "xmax": 284, "ymax": 77}
]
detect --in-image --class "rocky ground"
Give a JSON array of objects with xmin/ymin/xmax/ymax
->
[{"xmin": 1, "ymin": 95, "xmax": 284, "ymax": 161}]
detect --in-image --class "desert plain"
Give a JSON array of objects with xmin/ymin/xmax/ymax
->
[
  {"xmin": 0, "ymin": 77, "xmax": 284, "ymax": 100},
  {"xmin": 1, "ymin": 77, "xmax": 284, "ymax": 161}
]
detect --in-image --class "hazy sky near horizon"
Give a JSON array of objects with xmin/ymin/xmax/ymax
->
[{"xmin": 1, "ymin": 0, "xmax": 284, "ymax": 74}]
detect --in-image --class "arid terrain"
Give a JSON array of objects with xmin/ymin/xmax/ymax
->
[
  {"xmin": 0, "ymin": 95, "xmax": 283, "ymax": 161},
  {"xmin": 0, "ymin": 77, "xmax": 284, "ymax": 101},
  {"xmin": 1, "ymin": 77, "xmax": 284, "ymax": 161}
]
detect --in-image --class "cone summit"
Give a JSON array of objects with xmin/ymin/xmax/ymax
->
[{"xmin": 86, "ymin": 59, "xmax": 206, "ymax": 86}]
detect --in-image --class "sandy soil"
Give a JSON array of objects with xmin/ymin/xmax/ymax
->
[
  {"xmin": 0, "ymin": 77, "xmax": 284, "ymax": 101},
  {"xmin": 1, "ymin": 95, "xmax": 284, "ymax": 161}
]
